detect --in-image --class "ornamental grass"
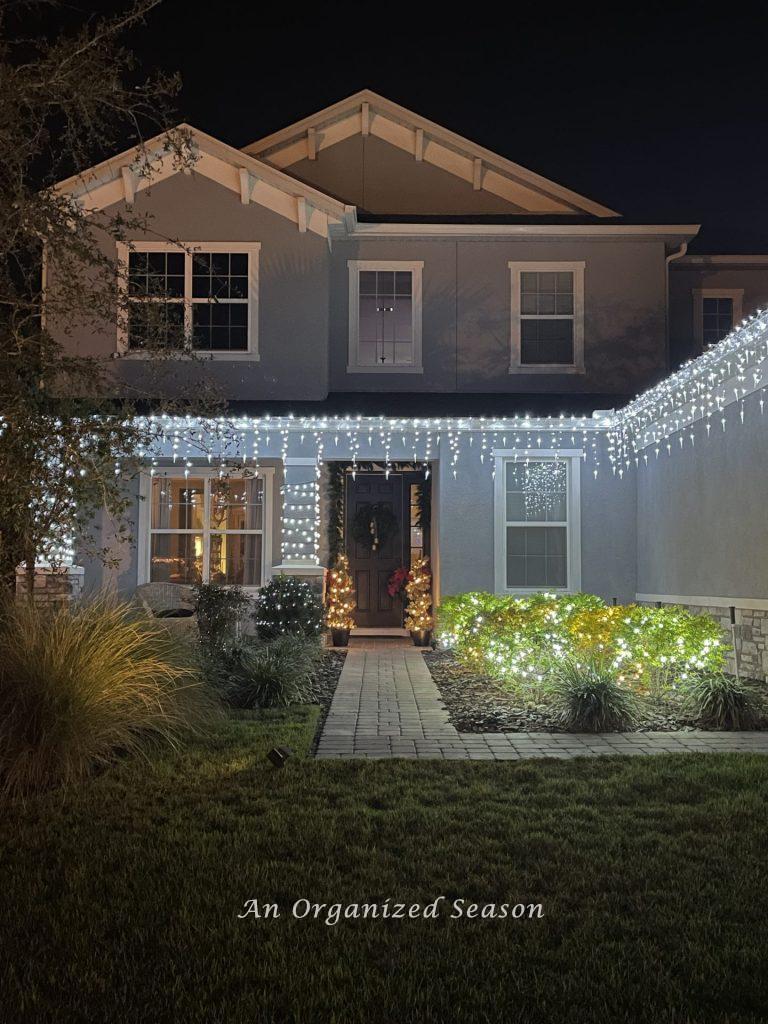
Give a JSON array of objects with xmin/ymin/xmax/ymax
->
[
  {"xmin": 549, "ymin": 657, "xmax": 641, "ymax": 732},
  {"xmin": 436, "ymin": 592, "xmax": 727, "ymax": 696},
  {"xmin": 0, "ymin": 596, "xmax": 215, "ymax": 801}
]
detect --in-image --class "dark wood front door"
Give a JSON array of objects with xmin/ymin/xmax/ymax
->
[{"xmin": 346, "ymin": 473, "xmax": 405, "ymax": 627}]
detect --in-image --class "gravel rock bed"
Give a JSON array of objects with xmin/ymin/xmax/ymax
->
[{"xmin": 423, "ymin": 649, "xmax": 699, "ymax": 733}]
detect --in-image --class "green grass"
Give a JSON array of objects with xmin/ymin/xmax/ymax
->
[{"xmin": 2, "ymin": 708, "xmax": 768, "ymax": 1023}]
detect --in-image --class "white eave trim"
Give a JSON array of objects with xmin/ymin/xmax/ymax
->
[
  {"xmin": 54, "ymin": 124, "xmax": 348, "ymax": 240},
  {"xmin": 244, "ymin": 89, "xmax": 620, "ymax": 218},
  {"xmin": 675, "ymin": 254, "xmax": 768, "ymax": 266},
  {"xmin": 349, "ymin": 223, "xmax": 701, "ymax": 241}
]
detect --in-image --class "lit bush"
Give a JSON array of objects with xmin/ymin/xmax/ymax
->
[
  {"xmin": 0, "ymin": 597, "xmax": 214, "ymax": 800},
  {"xmin": 253, "ymin": 575, "xmax": 323, "ymax": 641},
  {"xmin": 549, "ymin": 657, "xmax": 640, "ymax": 732},
  {"xmin": 437, "ymin": 592, "xmax": 726, "ymax": 694},
  {"xmin": 684, "ymin": 672, "xmax": 764, "ymax": 730}
]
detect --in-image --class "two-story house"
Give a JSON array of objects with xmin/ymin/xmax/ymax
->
[{"xmin": 54, "ymin": 90, "xmax": 768, "ymax": 662}]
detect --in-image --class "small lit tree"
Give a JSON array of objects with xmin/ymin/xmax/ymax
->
[
  {"xmin": 325, "ymin": 554, "xmax": 355, "ymax": 638},
  {"xmin": 405, "ymin": 557, "xmax": 433, "ymax": 633}
]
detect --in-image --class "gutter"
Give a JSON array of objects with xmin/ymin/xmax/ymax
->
[{"xmin": 665, "ymin": 241, "xmax": 688, "ymax": 369}]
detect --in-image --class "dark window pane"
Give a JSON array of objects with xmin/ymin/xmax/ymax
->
[
  {"xmin": 230, "ymin": 253, "xmax": 248, "ymax": 276},
  {"xmin": 521, "ymin": 319, "xmax": 574, "ymax": 364}
]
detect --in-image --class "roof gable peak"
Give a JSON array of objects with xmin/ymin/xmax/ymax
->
[{"xmin": 243, "ymin": 90, "xmax": 619, "ymax": 218}]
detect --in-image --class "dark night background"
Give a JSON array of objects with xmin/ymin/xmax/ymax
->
[{"xmin": 32, "ymin": 3, "xmax": 768, "ymax": 252}]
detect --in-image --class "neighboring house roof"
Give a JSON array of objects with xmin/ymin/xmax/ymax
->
[
  {"xmin": 243, "ymin": 89, "xmax": 619, "ymax": 219},
  {"xmin": 54, "ymin": 124, "xmax": 353, "ymax": 239}
]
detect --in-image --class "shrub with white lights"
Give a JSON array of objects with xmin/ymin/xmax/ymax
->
[
  {"xmin": 437, "ymin": 592, "xmax": 727, "ymax": 694},
  {"xmin": 253, "ymin": 574, "xmax": 323, "ymax": 640}
]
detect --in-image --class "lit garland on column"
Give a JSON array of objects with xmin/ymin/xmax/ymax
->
[
  {"xmin": 325, "ymin": 554, "xmax": 355, "ymax": 631},
  {"xmin": 404, "ymin": 556, "xmax": 434, "ymax": 632}
]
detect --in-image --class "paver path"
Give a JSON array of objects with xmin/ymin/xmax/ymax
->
[{"xmin": 316, "ymin": 647, "xmax": 768, "ymax": 760}]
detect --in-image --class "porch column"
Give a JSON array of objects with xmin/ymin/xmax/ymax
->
[{"xmin": 272, "ymin": 457, "xmax": 325, "ymax": 590}]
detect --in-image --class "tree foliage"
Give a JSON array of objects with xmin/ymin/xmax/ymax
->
[{"xmin": 0, "ymin": 1, "xmax": 217, "ymax": 593}]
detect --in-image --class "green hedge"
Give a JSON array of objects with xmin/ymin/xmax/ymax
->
[{"xmin": 437, "ymin": 592, "xmax": 727, "ymax": 693}]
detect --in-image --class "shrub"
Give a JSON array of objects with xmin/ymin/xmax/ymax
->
[
  {"xmin": 436, "ymin": 592, "xmax": 726, "ymax": 695},
  {"xmin": 193, "ymin": 583, "xmax": 250, "ymax": 653},
  {"xmin": 253, "ymin": 575, "xmax": 323, "ymax": 640},
  {"xmin": 227, "ymin": 635, "xmax": 324, "ymax": 709},
  {"xmin": 549, "ymin": 657, "xmax": 641, "ymax": 732},
  {"xmin": 684, "ymin": 672, "xmax": 765, "ymax": 730},
  {"xmin": 0, "ymin": 597, "xmax": 214, "ymax": 800}
]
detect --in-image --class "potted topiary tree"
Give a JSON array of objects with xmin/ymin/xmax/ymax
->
[
  {"xmin": 325, "ymin": 554, "xmax": 356, "ymax": 647},
  {"xmin": 404, "ymin": 556, "xmax": 434, "ymax": 647}
]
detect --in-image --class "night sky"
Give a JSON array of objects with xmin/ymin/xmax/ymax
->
[{"xmin": 42, "ymin": 4, "xmax": 768, "ymax": 252}]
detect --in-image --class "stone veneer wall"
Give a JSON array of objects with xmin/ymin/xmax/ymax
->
[
  {"xmin": 641, "ymin": 600, "xmax": 768, "ymax": 681},
  {"xmin": 14, "ymin": 566, "xmax": 84, "ymax": 605}
]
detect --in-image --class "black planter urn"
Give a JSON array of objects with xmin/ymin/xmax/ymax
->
[
  {"xmin": 331, "ymin": 627, "xmax": 351, "ymax": 647},
  {"xmin": 410, "ymin": 629, "xmax": 432, "ymax": 648}
]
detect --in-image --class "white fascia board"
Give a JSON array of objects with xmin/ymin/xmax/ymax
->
[
  {"xmin": 244, "ymin": 88, "xmax": 620, "ymax": 218},
  {"xmin": 349, "ymin": 223, "xmax": 701, "ymax": 241}
]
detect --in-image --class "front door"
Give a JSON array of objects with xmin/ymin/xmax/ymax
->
[{"xmin": 345, "ymin": 473, "xmax": 405, "ymax": 627}]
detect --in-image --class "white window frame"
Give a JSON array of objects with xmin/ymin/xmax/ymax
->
[
  {"xmin": 137, "ymin": 467, "xmax": 273, "ymax": 589},
  {"xmin": 493, "ymin": 450, "xmax": 582, "ymax": 595},
  {"xmin": 116, "ymin": 241, "xmax": 261, "ymax": 360},
  {"xmin": 508, "ymin": 261, "xmax": 585, "ymax": 374},
  {"xmin": 692, "ymin": 288, "xmax": 743, "ymax": 348},
  {"xmin": 347, "ymin": 259, "xmax": 424, "ymax": 373}
]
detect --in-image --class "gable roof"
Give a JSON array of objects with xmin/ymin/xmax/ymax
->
[
  {"xmin": 243, "ymin": 89, "xmax": 619, "ymax": 218},
  {"xmin": 55, "ymin": 124, "xmax": 353, "ymax": 239}
]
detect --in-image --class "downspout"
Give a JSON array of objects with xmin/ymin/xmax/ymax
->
[{"xmin": 665, "ymin": 241, "xmax": 688, "ymax": 370}]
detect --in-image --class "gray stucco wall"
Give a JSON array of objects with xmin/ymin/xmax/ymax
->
[
  {"xmin": 436, "ymin": 433, "xmax": 637, "ymax": 601},
  {"xmin": 77, "ymin": 428, "xmax": 637, "ymax": 606},
  {"xmin": 636, "ymin": 388, "xmax": 768, "ymax": 601},
  {"xmin": 55, "ymin": 173, "xmax": 331, "ymax": 401},
  {"xmin": 285, "ymin": 134, "xmax": 527, "ymax": 215},
  {"xmin": 670, "ymin": 262, "xmax": 768, "ymax": 367},
  {"xmin": 330, "ymin": 237, "xmax": 668, "ymax": 396}
]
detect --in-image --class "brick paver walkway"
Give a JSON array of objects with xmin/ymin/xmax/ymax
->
[{"xmin": 315, "ymin": 648, "xmax": 768, "ymax": 760}]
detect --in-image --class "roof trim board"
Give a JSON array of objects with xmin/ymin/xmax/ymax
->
[
  {"xmin": 55, "ymin": 124, "xmax": 352, "ymax": 239},
  {"xmin": 244, "ymin": 89, "xmax": 620, "ymax": 218}
]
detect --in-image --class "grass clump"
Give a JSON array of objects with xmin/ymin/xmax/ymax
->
[
  {"xmin": 685, "ymin": 672, "xmax": 765, "ymax": 730},
  {"xmin": 549, "ymin": 657, "xmax": 640, "ymax": 732},
  {"xmin": 0, "ymin": 596, "xmax": 214, "ymax": 800},
  {"xmin": 226, "ymin": 635, "xmax": 324, "ymax": 709}
]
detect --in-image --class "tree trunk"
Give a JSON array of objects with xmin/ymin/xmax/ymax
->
[
  {"xmin": 0, "ymin": 542, "xmax": 19, "ymax": 602},
  {"xmin": 25, "ymin": 548, "xmax": 36, "ymax": 606}
]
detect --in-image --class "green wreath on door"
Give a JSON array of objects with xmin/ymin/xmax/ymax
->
[{"xmin": 351, "ymin": 503, "xmax": 399, "ymax": 552}]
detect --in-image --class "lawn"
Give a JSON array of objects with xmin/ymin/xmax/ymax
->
[{"xmin": 2, "ymin": 709, "xmax": 768, "ymax": 1024}]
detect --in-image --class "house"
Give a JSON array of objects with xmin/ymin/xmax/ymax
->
[{"xmin": 52, "ymin": 91, "xmax": 768, "ymax": 673}]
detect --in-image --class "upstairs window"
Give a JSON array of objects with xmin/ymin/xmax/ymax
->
[
  {"xmin": 348, "ymin": 260, "xmax": 423, "ymax": 373},
  {"xmin": 509, "ymin": 262, "xmax": 585, "ymax": 373},
  {"xmin": 694, "ymin": 289, "xmax": 743, "ymax": 350},
  {"xmin": 118, "ymin": 242, "xmax": 260, "ymax": 356}
]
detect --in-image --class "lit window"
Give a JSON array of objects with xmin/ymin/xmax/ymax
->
[
  {"xmin": 348, "ymin": 261, "xmax": 423, "ymax": 372},
  {"xmin": 509, "ymin": 262, "xmax": 584, "ymax": 372},
  {"xmin": 148, "ymin": 473, "xmax": 266, "ymax": 586},
  {"xmin": 120, "ymin": 243, "xmax": 259, "ymax": 354},
  {"xmin": 495, "ymin": 454, "xmax": 581, "ymax": 593}
]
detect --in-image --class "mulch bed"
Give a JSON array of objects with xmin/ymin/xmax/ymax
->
[
  {"xmin": 309, "ymin": 649, "xmax": 346, "ymax": 751},
  {"xmin": 423, "ymin": 648, "xmax": 700, "ymax": 733}
]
